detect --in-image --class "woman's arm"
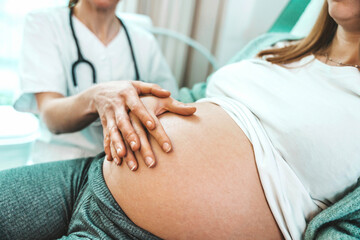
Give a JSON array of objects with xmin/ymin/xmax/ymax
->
[
  {"xmin": 36, "ymin": 81, "xmax": 168, "ymax": 133},
  {"xmin": 36, "ymin": 81, "xmax": 194, "ymax": 168},
  {"xmin": 36, "ymin": 91, "xmax": 96, "ymax": 134}
]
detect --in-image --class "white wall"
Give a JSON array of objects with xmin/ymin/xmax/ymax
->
[{"xmin": 215, "ymin": 0, "xmax": 288, "ymax": 67}]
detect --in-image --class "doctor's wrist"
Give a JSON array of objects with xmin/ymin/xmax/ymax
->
[{"xmin": 80, "ymin": 84, "xmax": 99, "ymax": 115}]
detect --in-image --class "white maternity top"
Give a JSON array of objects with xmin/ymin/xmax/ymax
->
[{"xmin": 199, "ymin": 55, "xmax": 360, "ymax": 239}]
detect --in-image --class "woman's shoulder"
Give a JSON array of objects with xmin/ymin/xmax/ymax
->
[
  {"xmin": 215, "ymin": 58, "xmax": 273, "ymax": 76},
  {"xmin": 207, "ymin": 57, "xmax": 292, "ymax": 95},
  {"xmin": 206, "ymin": 59, "xmax": 269, "ymax": 90}
]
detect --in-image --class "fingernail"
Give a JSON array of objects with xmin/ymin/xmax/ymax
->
[
  {"xmin": 128, "ymin": 161, "xmax": 136, "ymax": 171},
  {"xmin": 117, "ymin": 147, "xmax": 122, "ymax": 155},
  {"xmin": 130, "ymin": 141, "xmax": 136, "ymax": 150},
  {"xmin": 145, "ymin": 157, "xmax": 155, "ymax": 168},
  {"xmin": 162, "ymin": 142, "xmax": 171, "ymax": 152},
  {"xmin": 146, "ymin": 121, "xmax": 153, "ymax": 128}
]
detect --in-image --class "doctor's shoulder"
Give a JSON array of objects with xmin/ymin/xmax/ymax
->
[{"xmin": 24, "ymin": 7, "xmax": 68, "ymax": 29}]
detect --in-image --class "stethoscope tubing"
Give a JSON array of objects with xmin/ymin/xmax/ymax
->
[{"xmin": 69, "ymin": 7, "xmax": 140, "ymax": 89}]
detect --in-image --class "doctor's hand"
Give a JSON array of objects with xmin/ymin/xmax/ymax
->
[
  {"xmin": 91, "ymin": 81, "xmax": 171, "ymax": 163},
  {"xmin": 107, "ymin": 96, "xmax": 196, "ymax": 171}
]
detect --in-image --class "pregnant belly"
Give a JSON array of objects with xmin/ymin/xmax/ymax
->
[{"xmin": 103, "ymin": 102, "xmax": 282, "ymax": 239}]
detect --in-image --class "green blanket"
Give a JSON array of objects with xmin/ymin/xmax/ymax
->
[{"xmin": 304, "ymin": 179, "xmax": 360, "ymax": 240}]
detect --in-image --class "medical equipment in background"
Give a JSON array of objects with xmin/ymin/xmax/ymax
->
[
  {"xmin": 0, "ymin": 106, "xmax": 39, "ymax": 170},
  {"xmin": 69, "ymin": 7, "xmax": 141, "ymax": 92}
]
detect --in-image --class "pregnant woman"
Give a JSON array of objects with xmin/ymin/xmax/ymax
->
[{"xmin": 1, "ymin": 0, "xmax": 359, "ymax": 239}]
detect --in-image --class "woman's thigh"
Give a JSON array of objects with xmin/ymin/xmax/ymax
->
[
  {"xmin": 104, "ymin": 102, "xmax": 282, "ymax": 240},
  {"xmin": 0, "ymin": 157, "xmax": 93, "ymax": 240}
]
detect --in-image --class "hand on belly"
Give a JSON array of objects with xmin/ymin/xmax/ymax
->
[{"xmin": 103, "ymin": 102, "xmax": 282, "ymax": 240}]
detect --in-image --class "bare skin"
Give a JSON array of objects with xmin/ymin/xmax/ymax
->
[
  {"xmin": 317, "ymin": 0, "xmax": 360, "ymax": 66},
  {"xmin": 35, "ymin": 82, "xmax": 191, "ymax": 170},
  {"xmin": 35, "ymin": 0, "xmax": 194, "ymax": 169},
  {"xmin": 104, "ymin": 103, "xmax": 283, "ymax": 240},
  {"xmin": 73, "ymin": 0, "xmax": 121, "ymax": 46},
  {"xmin": 100, "ymin": 1, "xmax": 360, "ymax": 239}
]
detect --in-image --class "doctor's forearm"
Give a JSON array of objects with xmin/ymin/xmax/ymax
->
[{"xmin": 37, "ymin": 89, "xmax": 98, "ymax": 134}]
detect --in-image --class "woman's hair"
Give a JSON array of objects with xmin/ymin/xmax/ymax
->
[
  {"xmin": 257, "ymin": 1, "xmax": 338, "ymax": 64},
  {"xmin": 68, "ymin": 0, "xmax": 79, "ymax": 8}
]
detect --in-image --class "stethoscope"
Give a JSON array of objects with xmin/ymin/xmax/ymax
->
[{"xmin": 69, "ymin": 7, "xmax": 141, "ymax": 92}]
